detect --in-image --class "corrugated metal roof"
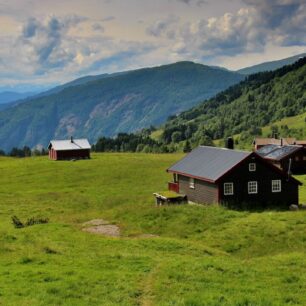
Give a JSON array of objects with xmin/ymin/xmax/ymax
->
[
  {"xmin": 256, "ymin": 144, "xmax": 280, "ymax": 156},
  {"xmin": 168, "ymin": 146, "xmax": 251, "ymax": 182},
  {"xmin": 264, "ymin": 145, "xmax": 302, "ymax": 161},
  {"xmin": 49, "ymin": 139, "xmax": 91, "ymax": 151}
]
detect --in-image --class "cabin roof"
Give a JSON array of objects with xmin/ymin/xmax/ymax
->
[
  {"xmin": 167, "ymin": 146, "xmax": 251, "ymax": 182},
  {"xmin": 257, "ymin": 145, "xmax": 303, "ymax": 161},
  {"xmin": 254, "ymin": 137, "xmax": 296, "ymax": 146},
  {"xmin": 48, "ymin": 139, "xmax": 91, "ymax": 151}
]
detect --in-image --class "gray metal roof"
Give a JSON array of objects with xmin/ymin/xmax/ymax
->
[
  {"xmin": 256, "ymin": 144, "xmax": 280, "ymax": 156},
  {"xmin": 168, "ymin": 146, "xmax": 251, "ymax": 182},
  {"xmin": 264, "ymin": 145, "xmax": 302, "ymax": 161},
  {"xmin": 49, "ymin": 139, "xmax": 91, "ymax": 151}
]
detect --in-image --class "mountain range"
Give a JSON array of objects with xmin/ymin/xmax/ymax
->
[
  {"xmin": 0, "ymin": 53, "xmax": 305, "ymax": 151},
  {"xmin": 0, "ymin": 62, "xmax": 244, "ymax": 151},
  {"xmin": 159, "ymin": 57, "xmax": 306, "ymax": 148},
  {"xmin": 237, "ymin": 53, "xmax": 306, "ymax": 75},
  {"xmin": 0, "ymin": 91, "xmax": 36, "ymax": 105}
]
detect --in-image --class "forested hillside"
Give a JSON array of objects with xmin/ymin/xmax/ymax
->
[
  {"xmin": 159, "ymin": 57, "xmax": 306, "ymax": 149},
  {"xmin": 0, "ymin": 62, "xmax": 244, "ymax": 151}
]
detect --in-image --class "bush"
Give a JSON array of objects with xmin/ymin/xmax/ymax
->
[
  {"xmin": 12, "ymin": 216, "xmax": 49, "ymax": 228},
  {"xmin": 11, "ymin": 216, "xmax": 24, "ymax": 228}
]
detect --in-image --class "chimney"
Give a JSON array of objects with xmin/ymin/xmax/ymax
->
[
  {"xmin": 70, "ymin": 136, "xmax": 74, "ymax": 143},
  {"xmin": 226, "ymin": 137, "xmax": 234, "ymax": 150}
]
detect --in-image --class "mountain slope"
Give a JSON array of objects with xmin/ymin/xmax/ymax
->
[
  {"xmin": 0, "ymin": 91, "xmax": 36, "ymax": 105},
  {"xmin": 160, "ymin": 57, "xmax": 306, "ymax": 147},
  {"xmin": 0, "ymin": 61, "xmax": 244, "ymax": 151},
  {"xmin": 237, "ymin": 53, "xmax": 306, "ymax": 75}
]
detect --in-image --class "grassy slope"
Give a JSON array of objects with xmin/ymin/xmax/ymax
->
[
  {"xmin": 1, "ymin": 154, "xmax": 306, "ymax": 305},
  {"xmin": 213, "ymin": 112, "xmax": 306, "ymax": 150}
]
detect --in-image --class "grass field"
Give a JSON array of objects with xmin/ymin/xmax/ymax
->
[{"xmin": 1, "ymin": 153, "xmax": 306, "ymax": 305}]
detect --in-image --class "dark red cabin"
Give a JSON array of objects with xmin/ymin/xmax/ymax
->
[
  {"xmin": 48, "ymin": 137, "xmax": 91, "ymax": 160},
  {"xmin": 167, "ymin": 146, "xmax": 301, "ymax": 209}
]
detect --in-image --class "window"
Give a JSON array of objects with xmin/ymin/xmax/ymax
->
[
  {"xmin": 189, "ymin": 178, "xmax": 195, "ymax": 189},
  {"xmin": 303, "ymin": 156, "xmax": 306, "ymax": 161},
  {"xmin": 249, "ymin": 163, "xmax": 256, "ymax": 172},
  {"xmin": 224, "ymin": 183, "xmax": 234, "ymax": 195},
  {"xmin": 295, "ymin": 156, "xmax": 299, "ymax": 161},
  {"xmin": 272, "ymin": 180, "xmax": 281, "ymax": 193},
  {"xmin": 248, "ymin": 181, "xmax": 258, "ymax": 194}
]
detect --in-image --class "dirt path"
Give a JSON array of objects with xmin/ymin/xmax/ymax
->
[{"xmin": 82, "ymin": 219, "xmax": 120, "ymax": 237}]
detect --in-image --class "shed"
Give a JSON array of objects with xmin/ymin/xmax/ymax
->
[
  {"xmin": 256, "ymin": 144, "xmax": 306, "ymax": 174},
  {"xmin": 253, "ymin": 137, "xmax": 306, "ymax": 150},
  {"xmin": 48, "ymin": 137, "xmax": 91, "ymax": 160},
  {"xmin": 167, "ymin": 146, "xmax": 301, "ymax": 209}
]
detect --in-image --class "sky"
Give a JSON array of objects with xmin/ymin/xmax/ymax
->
[{"xmin": 0, "ymin": 0, "xmax": 306, "ymax": 91}]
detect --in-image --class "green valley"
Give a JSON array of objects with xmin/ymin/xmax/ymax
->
[{"xmin": 0, "ymin": 153, "xmax": 306, "ymax": 305}]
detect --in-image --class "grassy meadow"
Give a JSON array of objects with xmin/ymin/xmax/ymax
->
[{"xmin": 0, "ymin": 153, "xmax": 306, "ymax": 305}]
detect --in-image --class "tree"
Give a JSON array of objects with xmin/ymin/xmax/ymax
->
[
  {"xmin": 183, "ymin": 140, "xmax": 192, "ymax": 153},
  {"xmin": 171, "ymin": 131, "xmax": 182, "ymax": 143}
]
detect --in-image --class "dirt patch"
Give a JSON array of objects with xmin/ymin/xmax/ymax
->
[
  {"xmin": 82, "ymin": 219, "xmax": 110, "ymax": 226},
  {"xmin": 136, "ymin": 234, "xmax": 159, "ymax": 239},
  {"xmin": 82, "ymin": 219, "xmax": 120, "ymax": 237}
]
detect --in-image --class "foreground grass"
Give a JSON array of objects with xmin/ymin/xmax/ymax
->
[{"xmin": 0, "ymin": 154, "xmax": 306, "ymax": 305}]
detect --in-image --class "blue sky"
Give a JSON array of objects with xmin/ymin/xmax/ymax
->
[{"xmin": 0, "ymin": 0, "xmax": 305, "ymax": 91}]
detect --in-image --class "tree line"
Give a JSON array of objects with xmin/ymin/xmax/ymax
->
[{"xmin": 0, "ymin": 146, "xmax": 48, "ymax": 158}]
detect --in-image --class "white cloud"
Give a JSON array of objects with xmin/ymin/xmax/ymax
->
[{"xmin": 0, "ymin": 0, "xmax": 306, "ymax": 90}]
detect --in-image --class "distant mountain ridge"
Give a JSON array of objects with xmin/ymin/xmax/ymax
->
[
  {"xmin": 237, "ymin": 53, "xmax": 306, "ymax": 75},
  {"xmin": 0, "ymin": 61, "xmax": 244, "ymax": 151},
  {"xmin": 0, "ymin": 91, "xmax": 36, "ymax": 105}
]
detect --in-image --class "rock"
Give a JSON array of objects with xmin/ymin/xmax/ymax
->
[{"xmin": 289, "ymin": 204, "xmax": 299, "ymax": 211}]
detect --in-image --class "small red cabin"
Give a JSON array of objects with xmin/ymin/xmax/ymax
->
[{"xmin": 48, "ymin": 137, "xmax": 91, "ymax": 160}]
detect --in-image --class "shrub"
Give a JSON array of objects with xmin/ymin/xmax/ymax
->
[
  {"xmin": 11, "ymin": 216, "xmax": 49, "ymax": 228},
  {"xmin": 11, "ymin": 216, "xmax": 24, "ymax": 228}
]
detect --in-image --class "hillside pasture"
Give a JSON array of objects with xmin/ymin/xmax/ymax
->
[{"xmin": 0, "ymin": 154, "xmax": 306, "ymax": 305}]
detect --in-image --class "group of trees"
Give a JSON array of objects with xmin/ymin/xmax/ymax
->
[
  {"xmin": 0, "ymin": 146, "xmax": 47, "ymax": 158},
  {"xmin": 92, "ymin": 133, "xmax": 173, "ymax": 153}
]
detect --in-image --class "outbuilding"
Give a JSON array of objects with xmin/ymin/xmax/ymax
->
[
  {"xmin": 167, "ymin": 146, "xmax": 301, "ymax": 209},
  {"xmin": 48, "ymin": 137, "xmax": 91, "ymax": 160},
  {"xmin": 256, "ymin": 144, "xmax": 306, "ymax": 174}
]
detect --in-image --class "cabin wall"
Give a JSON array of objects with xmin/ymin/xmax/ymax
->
[
  {"xmin": 279, "ymin": 150, "xmax": 306, "ymax": 174},
  {"xmin": 48, "ymin": 148, "xmax": 57, "ymax": 160},
  {"xmin": 178, "ymin": 175, "xmax": 218, "ymax": 204},
  {"xmin": 51, "ymin": 149, "xmax": 90, "ymax": 160},
  {"xmin": 219, "ymin": 155, "xmax": 299, "ymax": 208}
]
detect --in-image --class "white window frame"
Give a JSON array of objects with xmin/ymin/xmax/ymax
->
[
  {"xmin": 249, "ymin": 163, "xmax": 256, "ymax": 172},
  {"xmin": 189, "ymin": 177, "xmax": 195, "ymax": 189},
  {"xmin": 224, "ymin": 183, "xmax": 234, "ymax": 195},
  {"xmin": 272, "ymin": 180, "xmax": 281, "ymax": 193},
  {"xmin": 248, "ymin": 181, "xmax": 258, "ymax": 194}
]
